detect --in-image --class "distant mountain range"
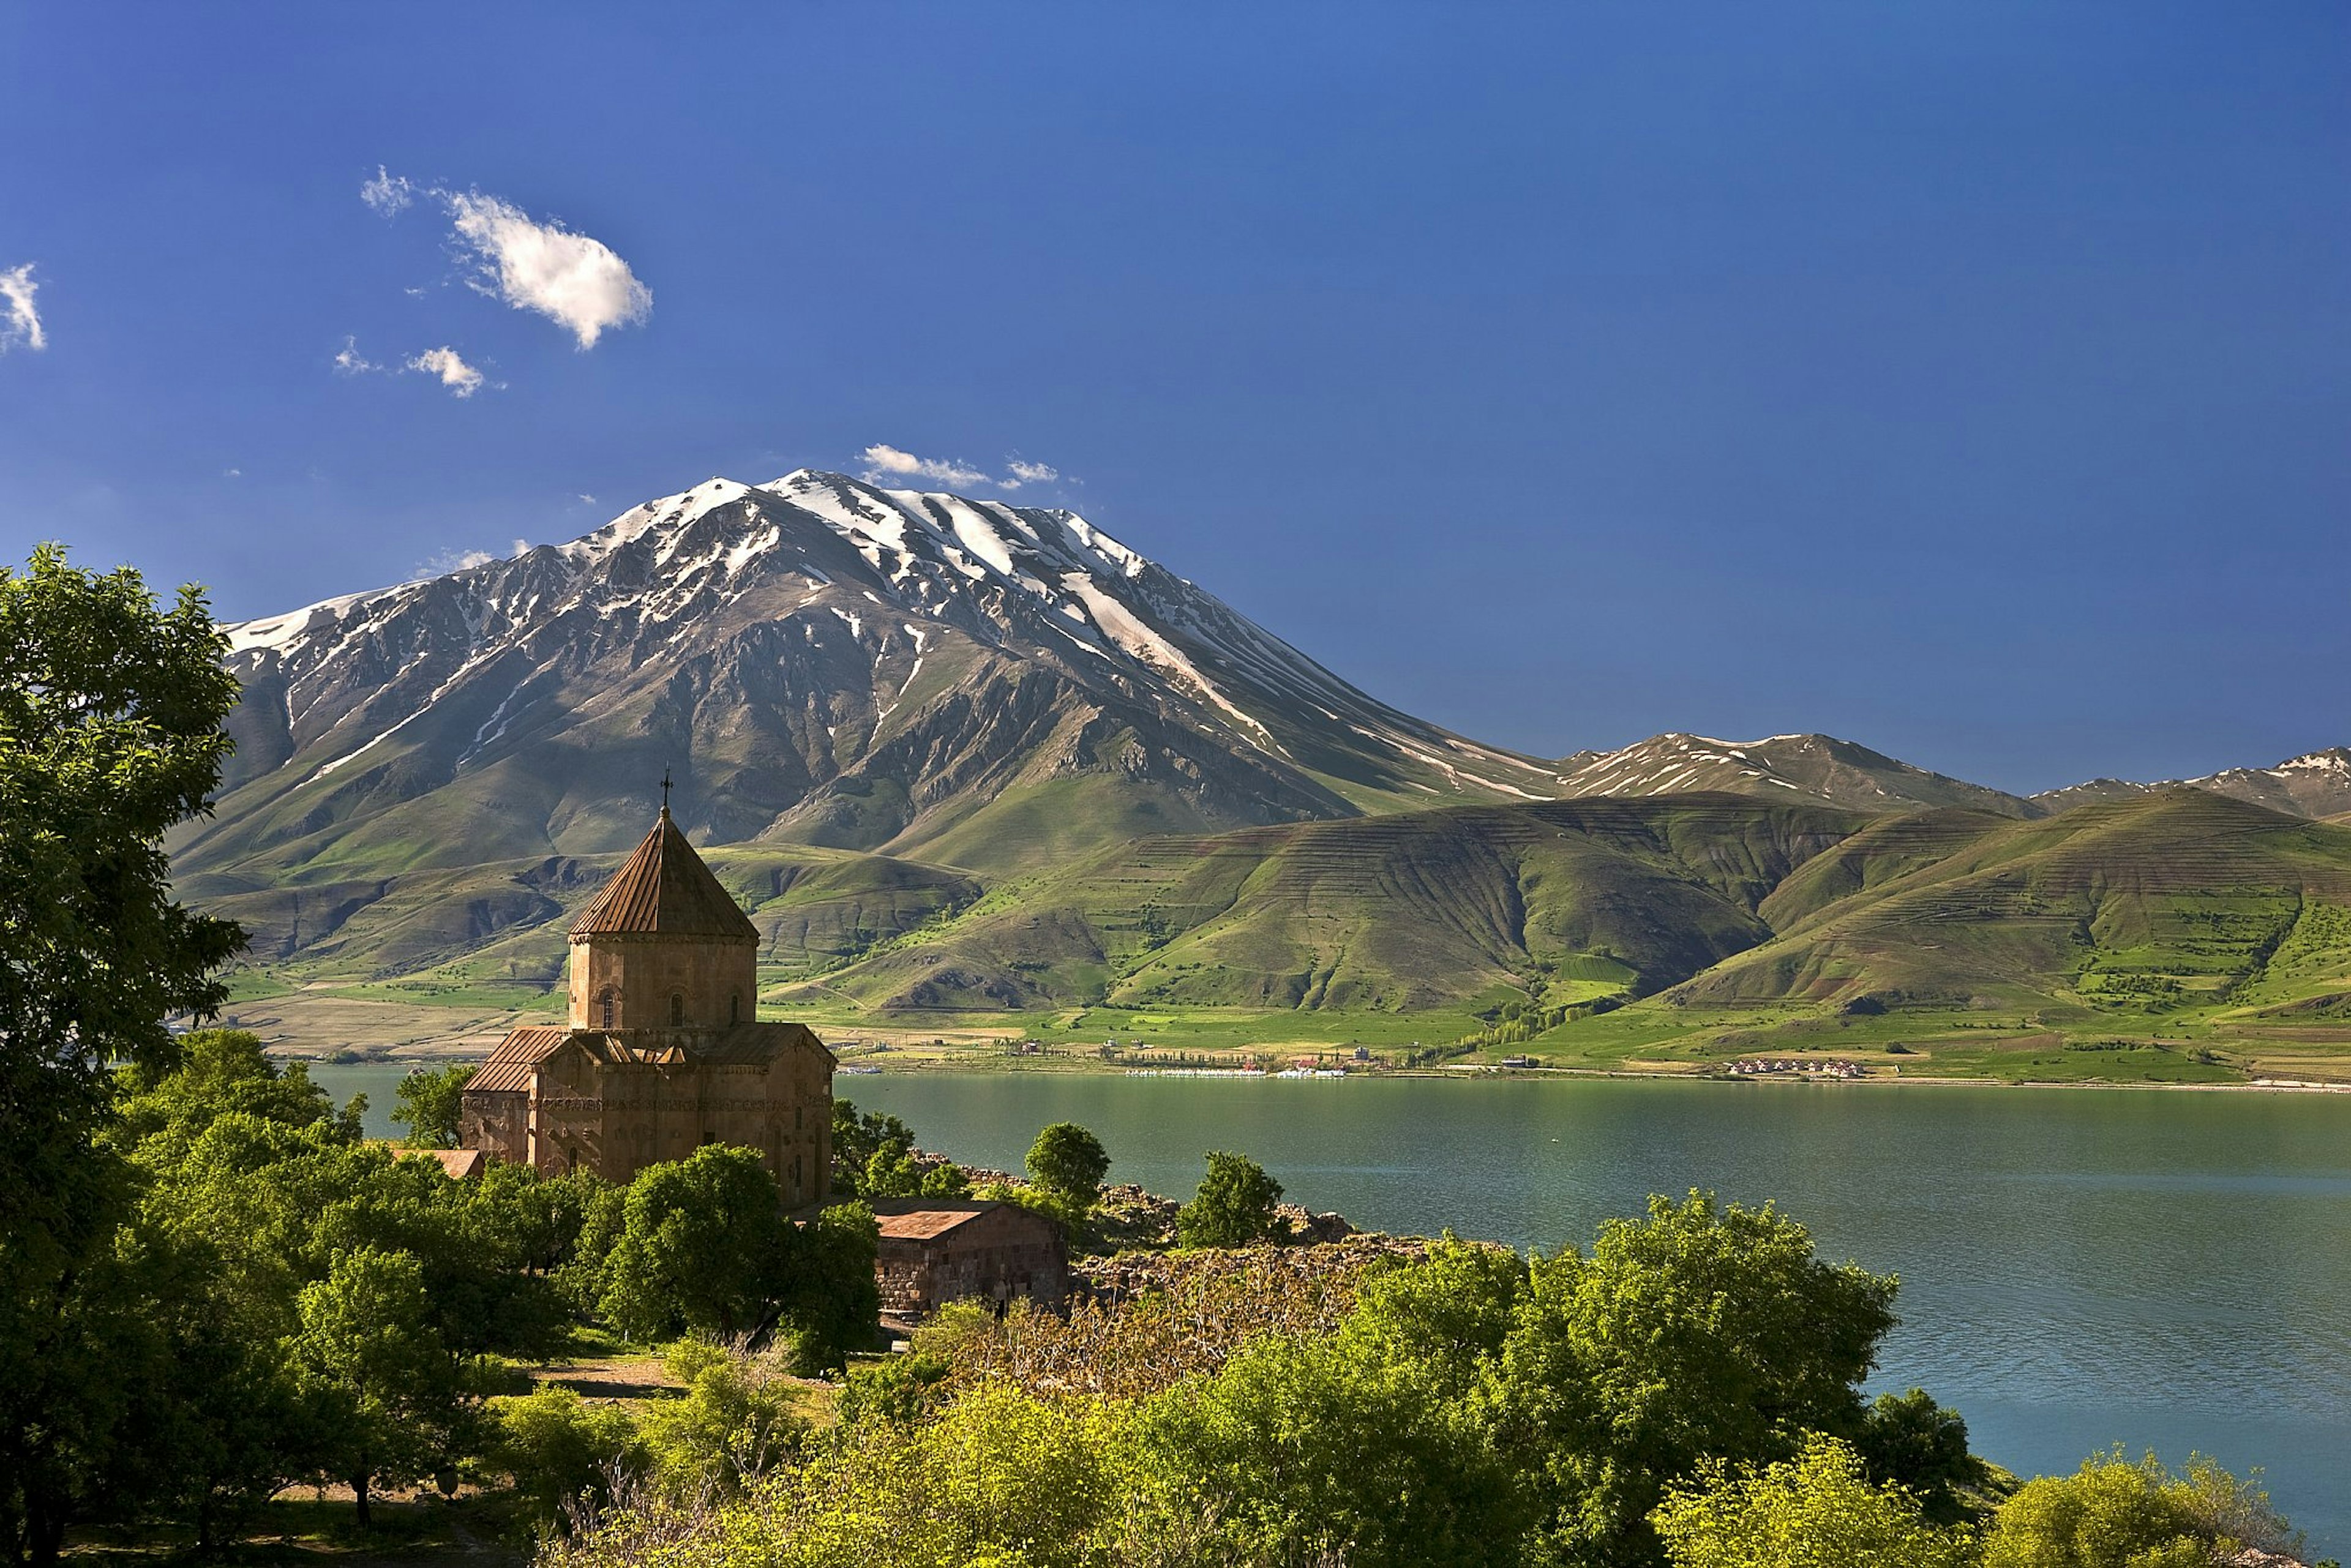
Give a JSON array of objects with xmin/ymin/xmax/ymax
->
[{"xmin": 176, "ymin": 471, "xmax": 2351, "ymax": 1022}]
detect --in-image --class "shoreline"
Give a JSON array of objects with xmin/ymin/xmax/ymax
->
[
  {"xmin": 284, "ymin": 1044, "xmax": 2351, "ymax": 1096},
  {"xmin": 844, "ymin": 1060, "xmax": 2351, "ymax": 1095}
]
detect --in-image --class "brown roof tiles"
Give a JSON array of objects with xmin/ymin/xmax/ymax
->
[
  {"xmin": 465, "ymin": 1025, "xmax": 570, "ymax": 1093},
  {"xmin": 569, "ymin": 808, "xmax": 758, "ymax": 940},
  {"xmin": 869, "ymin": 1200, "xmax": 1005, "ymax": 1240}
]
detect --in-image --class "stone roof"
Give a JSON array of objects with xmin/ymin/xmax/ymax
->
[
  {"xmin": 463, "ymin": 1021, "xmax": 834, "ymax": 1097},
  {"xmin": 569, "ymin": 808, "xmax": 758, "ymax": 940},
  {"xmin": 870, "ymin": 1199, "xmax": 1026, "ymax": 1241},
  {"xmin": 412, "ymin": 1148, "xmax": 489, "ymax": 1179},
  {"xmin": 465, "ymin": 1026, "xmax": 569, "ymax": 1092}
]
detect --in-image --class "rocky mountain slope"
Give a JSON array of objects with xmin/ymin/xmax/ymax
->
[
  {"xmin": 2031, "ymin": 749, "xmax": 2351, "ymax": 820},
  {"xmin": 1551, "ymin": 732, "xmax": 2036, "ymax": 817},
  {"xmin": 179, "ymin": 467, "xmax": 2350, "ymax": 1019},
  {"xmin": 177, "ymin": 471, "xmax": 1565, "ymax": 887}
]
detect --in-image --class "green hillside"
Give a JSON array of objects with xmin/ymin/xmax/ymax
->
[
  {"xmin": 189, "ymin": 842, "xmax": 979, "ymax": 990},
  {"xmin": 1670, "ymin": 789, "xmax": 2351, "ymax": 1012},
  {"xmin": 198, "ymin": 782, "xmax": 2351, "ymax": 1084},
  {"xmin": 783, "ymin": 795, "xmax": 1869, "ymax": 1013}
]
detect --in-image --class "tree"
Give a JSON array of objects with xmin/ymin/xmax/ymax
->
[
  {"xmin": 0, "ymin": 547, "xmax": 243, "ymax": 1566},
  {"xmin": 775, "ymin": 1201, "xmax": 880, "ymax": 1374},
  {"xmin": 286, "ymin": 1246, "xmax": 479, "ymax": 1526},
  {"xmin": 1025, "ymin": 1122, "xmax": 1110, "ymax": 1212},
  {"xmin": 1485, "ymin": 1191, "xmax": 1900, "ymax": 1567},
  {"xmin": 483, "ymin": 1386, "xmax": 645, "ymax": 1523},
  {"xmin": 1141, "ymin": 1332, "xmax": 1528, "ymax": 1567},
  {"xmin": 636, "ymin": 1338, "xmax": 809, "ymax": 1498},
  {"xmin": 1983, "ymin": 1447, "xmax": 2306, "ymax": 1568},
  {"xmin": 1338, "ymin": 1237, "xmax": 1529, "ymax": 1400},
  {"xmin": 1649, "ymin": 1435, "xmax": 1978, "ymax": 1568},
  {"xmin": 600, "ymin": 1147, "xmax": 789, "ymax": 1341},
  {"xmin": 1175, "ymin": 1150, "xmax": 1289, "ymax": 1248},
  {"xmin": 831, "ymin": 1100, "xmax": 918, "ymax": 1196},
  {"xmin": 392, "ymin": 1062, "xmax": 476, "ymax": 1148},
  {"xmin": 1855, "ymin": 1387, "xmax": 1986, "ymax": 1521}
]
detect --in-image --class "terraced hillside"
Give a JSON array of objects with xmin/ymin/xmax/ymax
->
[
  {"xmin": 211, "ymin": 781, "xmax": 2351, "ymax": 1082},
  {"xmin": 787, "ymin": 795, "xmax": 1870, "ymax": 1013},
  {"xmin": 1667, "ymin": 789, "xmax": 2351, "ymax": 1015}
]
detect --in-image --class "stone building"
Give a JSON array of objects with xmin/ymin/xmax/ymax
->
[
  {"xmin": 870, "ymin": 1199, "xmax": 1069, "ymax": 1315},
  {"xmin": 459, "ymin": 806, "xmax": 833, "ymax": 1202}
]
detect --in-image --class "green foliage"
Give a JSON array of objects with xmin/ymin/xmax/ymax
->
[
  {"xmin": 597, "ymin": 1150, "xmax": 877, "ymax": 1371},
  {"xmin": 1338, "ymin": 1236, "xmax": 1528, "ymax": 1399},
  {"xmin": 1983, "ymin": 1447, "xmax": 2305, "ymax": 1568},
  {"xmin": 1175, "ymin": 1149, "xmax": 1289, "ymax": 1248},
  {"xmin": 1141, "ymin": 1332, "xmax": 1528, "ymax": 1567},
  {"xmin": 636, "ymin": 1338, "xmax": 809, "ymax": 1498},
  {"xmin": 392, "ymin": 1060, "xmax": 478, "ymax": 1148},
  {"xmin": 862, "ymin": 1143, "xmax": 971, "ymax": 1199},
  {"xmin": 285, "ymin": 1245, "xmax": 484, "ymax": 1524},
  {"xmin": 0, "ymin": 547, "xmax": 246, "ymax": 1564},
  {"xmin": 113, "ymin": 1029, "xmax": 362, "ymax": 1150},
  {"xmin": 1024, "ymin": 1122, "xmax": 1111, "ymax": 1210},
  {"xmin": 1856, "ymin": 1387, "xmax": 1988, "ymax": 1521},
  {"xmin": 839, "ymin": 1352, "xmax": 953, "ymax": 1433},
  {"xmin": 483, "ymin": 1385, "xmax": 645, "ymax": 1523},
  {"xmin": 831, "ymin": 1098, "xmax": 918, "ymax": 1196},
  {"xmin": 778, "ymin": 1202, "xmax": 882, "ymax": 1374},
  {"xmin": 1649, "ymin": 1434, "xmax": 1978, "ymax": 1568},
  {"xmin": 1485, "ymin": 1191, "xmax": 1900, "ymax": 1566},
  {"xmin": 600, "ymin": 1146, "xmax": 790, "ymax": 1341}
]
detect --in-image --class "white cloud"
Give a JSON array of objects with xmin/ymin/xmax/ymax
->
[
  {"xmin": 417, "ymin": 546, "xmax": 498, "ymax": 576},
  {"xmin": 407, "ymin": 345, "xmax": 486, "ymax": 397},
  {"xmin": 361, "ymin": 165, "xmax": 416, "ymax": 216},
  {"xmin": 858, "ymin": 443, "xmax": 1071, "ymax": 493},
  {"xmin": 576, "ymin": 493, "xmax": 597, "ymax": 505},
  {"xmin": 417, "ymin": 539, "xmax": 528, "ymax": 577},
  {"xmin": 444, "ymin": 191, "xmax": 650, "ymax": 349},
  {"xmin": 1, "ymin": 264, "xmax": 46, "ymax": 353},
  {"xmin": 332, "ymin": 336, "xmax": 381, "ymax": 375},
  {"xmin": 223, "ymin": 467, "xmax": 243, "ymax": 478},
  {"xmin": 859, "ymin": 444, "xmax": 995, "ymax": 489}
]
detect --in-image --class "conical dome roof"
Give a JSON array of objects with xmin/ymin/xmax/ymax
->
[{"xmin": 569, "ymin": 808, "xmax": 758, "ymax": 940}]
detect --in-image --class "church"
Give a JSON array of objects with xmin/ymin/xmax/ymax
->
[{"xmin": 458, "ymin": 805, "xmax": 834, "ymax": 1204}]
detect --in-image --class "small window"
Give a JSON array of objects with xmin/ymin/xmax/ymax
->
[
  {"xmin": 598, "ymin": 989, "xmax": 615, "ymax": 1029},
  {"xmin": 670, "ymin": 992, "xmax": 685, "ymax": 1027},
  {"xmin": 730, "ymin": 991, "xmax": 741, "ymax": 1024}
]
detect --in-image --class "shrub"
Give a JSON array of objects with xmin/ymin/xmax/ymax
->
[
  {"xmin": 1982, "ymin": 1447, "xmax": 2304, "ymax": 1568},
  {"xmin": 1176, "ymin": 1151, "xmax": 1288, "ymax": 1248},
  {"xmin": 1651, "ymin": 1434, "xmax": 1977, "ymax": 1568},
  {"xmin": 482, "ymin": 1385, "xmax": 643, "ymax": 1523}
]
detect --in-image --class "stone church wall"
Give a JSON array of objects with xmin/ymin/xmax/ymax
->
[{"xmin": 569, "ymin": 932, "xmax": 759, "ymax": 1031}]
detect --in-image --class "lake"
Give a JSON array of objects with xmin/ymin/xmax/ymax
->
[{"xmin": 313, "ymin": 1065, "xmax": 2351, "ymax": 1550}]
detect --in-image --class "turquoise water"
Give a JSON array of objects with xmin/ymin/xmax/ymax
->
[{"xmin": 313, "ymin": 1065, "xmax": 2351, "ymax": 1548}]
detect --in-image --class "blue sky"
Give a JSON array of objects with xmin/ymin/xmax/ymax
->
[{"xmin": 1, "ymin": 3, "xmax": 2344, "ymax": 793}]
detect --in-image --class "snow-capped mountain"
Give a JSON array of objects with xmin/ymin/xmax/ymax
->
[
  {"xmin": 179, "ymin": 471, "xmax": 1565, "ymax": 880},
  {"xmin": 2033, "ymin": 748, "xmax": 2351, "ymax": 821},
  {"xmin": 1550, "ymin": 731, "xmax": 2037, "ymax": 817},
  {"xmin": 173, "ymin": 466, "xmax": 2350, "ymax": 898}
]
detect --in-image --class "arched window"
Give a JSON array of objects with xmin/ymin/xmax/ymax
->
[
  {"xmin": 670, "ymin": 992, "xmax": 685, "ymax": 1026},
  {"xmin": 598, "ymin": 989, "xmax": 615, "ymax": 1030},
  {"xmin": 730, "ymin": 991, "xmax": 741, "ymax": 1024}
]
